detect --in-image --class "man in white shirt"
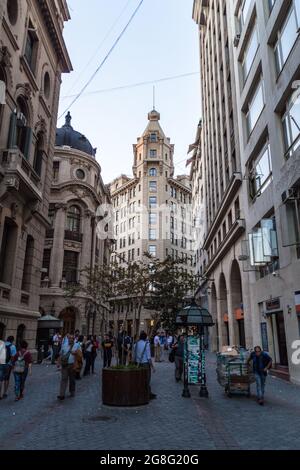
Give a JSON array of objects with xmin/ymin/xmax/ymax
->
[
  {"xmin": 154, "ymin": 334, "xmax": 161, "ymax": 363},
  {"xmin": 134, "ymin": 331, "xmax": 156, "ymax": 399}
]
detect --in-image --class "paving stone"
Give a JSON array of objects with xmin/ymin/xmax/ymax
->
[{"xmin": 0, "ymin": 354, "xmax": 299, "ymax": 450}]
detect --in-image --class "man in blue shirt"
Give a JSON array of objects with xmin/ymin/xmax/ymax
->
[
  {"xmin": 248, "ymin": 346, "xmax": 272, "ymax": 406},
  {"xmin": 0, "ymin": 336, "xmax": 17, "ymax": 399},
  {"xmin": 134, "ymin": 331, "xmax": 156, "ymax": 400}
]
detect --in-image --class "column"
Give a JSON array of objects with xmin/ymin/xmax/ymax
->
[{"xmin": 49, "ymin": 204, "xmax": 67, "ymax": 287}]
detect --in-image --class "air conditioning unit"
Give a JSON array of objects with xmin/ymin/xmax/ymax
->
[
  {"xmin": 281, "ymin": 187, "xmax": 300, "ymax": 203},
  {"xmin": 234, "ymin": 34, "xmax": 241, "ymax": 47}
]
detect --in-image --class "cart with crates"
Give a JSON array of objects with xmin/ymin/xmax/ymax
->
[{"xmin": 216, "ymin": 347, "xmax": 255, "ymax": 398}]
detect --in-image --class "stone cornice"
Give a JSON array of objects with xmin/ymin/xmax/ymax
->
[{"xmin": 37, "ymin": 0, "xmax": 72, "ymax": 73}]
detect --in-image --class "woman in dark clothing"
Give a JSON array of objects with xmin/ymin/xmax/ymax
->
[
  {"xmin": 102, "ymin": 334, "xmax": 114, "ymax": 368},
  {"xmin": 12, "ymin": 341, "xmax": 32, "ymax": 401},
  {"xmin": 173, "ymin": 335, "xmax": 185, "ymax": 382},
  {"xmin": 91, "ymin": 335, "xmax": 99, "ymax": 374},
  {"xmin": 83, "ymin": 336, "xmax": 93, "ymax": 376}
]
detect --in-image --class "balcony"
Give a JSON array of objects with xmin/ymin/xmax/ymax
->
[
  {"xmin": 64, "ymin": 230, "xmax": 83, "ymax": 242},
  {"xmin": 1, "ymin": 149, "xmax": 42, "ymax": 202}
]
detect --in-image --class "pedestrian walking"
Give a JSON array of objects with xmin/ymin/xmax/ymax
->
[
  {"xmin": 74, "ymin": 335, "xmax": 84, "ymax": 379},
  {"xmin": 117, "ymin": 330, "xmax": 130, "ymax": 365},
  {"xmin": 91, "ymin": 335, "xmax": 99, "ymax": 374},
  {"xmin": 247, "ymin": 346, "xmax": 272, "ymax": 406},
  {"xmin": 102, "ymin": 334, "xmax": 114, "ymax": 368},
  {"xmin": 51, "ymin": 329, "xmax": 62, "ymax": 364},
  {"xmin": 173, "ymin": 335, "xmax": 185, "ymax": 382},
  {"xmin": 134, "ymin": 331, "xmax": 156, "ymax": 399},
  {"xmin": 83, "ymin": 335, "xmax": 93, "ymax": 376},
  {"xmin": 0, "ymin": 336, "xmax": 17, "ymax": 399},
  {"xmin": 11, "ymin": 340, "xmax": 32, "ymax": 401},
  {"xmin": 57, "ymin": 334, "xmax": 81, "ymax": 400},
  {"xmin": 154, "ymin": 333, "xmax": 161, "ymax": 362}
]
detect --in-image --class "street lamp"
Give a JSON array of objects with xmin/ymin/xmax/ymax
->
[{"xmin": 176, "ymin": 299, "xmax": 214, "ymax": 398}]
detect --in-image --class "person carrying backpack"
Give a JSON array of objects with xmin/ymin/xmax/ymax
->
[
  {"xmin": 11, "ymin": 340, "xmax": 32, "ymax": 401},
  {"xmin": 0, "ymin": 336, "xmax": 17, "ymax": 399}
]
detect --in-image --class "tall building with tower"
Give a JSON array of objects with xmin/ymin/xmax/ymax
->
[{"xmin": 109, "ymin": 109, "xmax": 193, "ymax": 335}]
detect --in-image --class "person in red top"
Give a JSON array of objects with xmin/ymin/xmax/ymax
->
[{"xmin": 12, "ymin": 340, "xmax": 32, "ymax": 401}]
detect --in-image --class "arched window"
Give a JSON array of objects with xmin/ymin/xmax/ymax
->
[
  {"xmin": 66, "ymin": 206, "xmax": 81, "ymax": 233},
  {"xmin": 8, "ymin": 96, "xmax": 32, "ymax": 160},
  {"xmin": 33, "ymin": 132, "xmax": 44, "ymax": 176},
  {"xmin": 16, "ymin": 324, "xmax": 26, "ymax": 348},
  {"xmin": 149, "ymin": 168, "xmax": 157, "ymax": 177},
  {"xmin": 0, "ymin": 322, "xmax": 6, "ymax": 340}
]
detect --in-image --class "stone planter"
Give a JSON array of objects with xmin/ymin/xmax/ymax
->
[{"xmin": 102, "ymin": 368, "xmax": 150, "ymax": 406}]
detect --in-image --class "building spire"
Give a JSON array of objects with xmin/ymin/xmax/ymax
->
[{"xmin": 153, "ymin": 86, "xmax": 156, "ymax": 110}]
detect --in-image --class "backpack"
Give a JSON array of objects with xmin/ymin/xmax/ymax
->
[
  {"xmin": 60, "ymin": 347, "xmax": 72, "ymax": 367},
  {"xmin": 14, "ymin": 352, "xmax": 27, "ymax": 374},
  {"xmin": 5, "ymin": 344, "xmax": 12, "ymax": 364}
]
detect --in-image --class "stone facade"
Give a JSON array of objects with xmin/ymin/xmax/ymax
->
[
  {"xmin": 192, "ymin": 0, "xmax": 300, "ymax": 385},
  {"xmin": 109, "ymin": 109, "xmax": 193, "ymax": 335},
  {"xmin": 0, "ymin": 0, "xmax": 72, "ymax": 351},
  {"xmin": 39, "ymin": 114, "xmax": 112, "ymax": 336}
]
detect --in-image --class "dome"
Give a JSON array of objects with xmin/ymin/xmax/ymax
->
[{"xmin": 56, "ymin": 112, "xmax": 97, "ymax": 157}]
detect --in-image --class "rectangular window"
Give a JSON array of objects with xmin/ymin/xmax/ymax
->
[
  {"xmin": 149, "ymin": 213, "xmax": 157, "ymax": 225},
  {"xmin": 149, "ymin": 149, "xmax": 157, "ymax": 158},
  {"xmin": 63, "ymin": 251, "xmax": 79, "ymax": 284},
  {"xmin": 149, "ymin": 245, "xmax": 157, "ymax": 257},
  {"xmin": 242, "ymin": 25, "xmax": 259, "ymax": 82},
  {"xmin": 249, "ymin": 143, "xmax": 272, "ymax": 199},
  {"xmin": 53, "ymin": 161, "xmax": 60, "ymax": 181},
  {"xmin": 149, "ymin": 196, "xmax": 157, "ymax": 208},
  {"xmin": 150, "ymin": 133, "xmax": 157, "ymax": 142},
  {"xmin": 24, "ymin": 23, "xmax": 38, "ymax": 73},
  {"xmin": 149, "ymin": 181, "xmax": 157, "ymax": 192},
  {"xmin": 149, "ymin": 229, "xmax": 156, "ymax": 240},
  {"xmin": 239, "ymin": 0, "xmax": 252, "ymax": 30},
  {"xmin": 42, "ymin": 249, "xmax": 51, "ymax": 280},
  {"xmin": 246, "ymin": 80, "xmax": 265, "ymax": 135},
  {"xmin": 282, "ymin": 92, "xmax": 300, "ymax": 159},
  {"xmin": 274, "ymin": 2, "xmax": 300, "ymax": 74}
]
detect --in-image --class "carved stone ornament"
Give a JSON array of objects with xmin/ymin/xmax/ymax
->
[{"xmin": 34, "ymin": 117, "xmax": 47, "ymax": 135}]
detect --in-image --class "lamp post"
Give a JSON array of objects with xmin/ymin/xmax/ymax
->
[{"xmin": 176, "ymin": 299, "xmax": 214, "ymax": 399}]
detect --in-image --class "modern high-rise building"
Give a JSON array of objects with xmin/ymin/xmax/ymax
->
[
  {"xmin": 192, "ymin": 0, "xmax": 300, "ymax": 384},
  {"xmin": 0, "ymin": 0, "xmax": 72, "ymax": 352},
  {"xmin": 192, "ymin": 0, "xmax": 249, "ymax": 353},
  {"xmin": 109, "ymin": 109, "xmax": 193, "ymax": 335}
]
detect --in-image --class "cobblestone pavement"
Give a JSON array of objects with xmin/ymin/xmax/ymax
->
[{"xmin": 0, "ymin": 352, "xmax": 300, "ymax": 450}]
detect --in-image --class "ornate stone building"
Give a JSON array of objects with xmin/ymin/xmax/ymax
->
[
  {"xmin": 39, "ymin": 113, "xmax": 112, "ymax": 336},
  {"xmin": 109, "ymin": 109, "xmax": 193, "ymax": 335},
  {"xmin": 0, "ymin": 0, "xmax": 72, "ymax": 349}
]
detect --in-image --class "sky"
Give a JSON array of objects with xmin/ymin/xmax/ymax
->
[{"xmin": 58, "ymin": 0, "xmax": 201, "ymax": 183}]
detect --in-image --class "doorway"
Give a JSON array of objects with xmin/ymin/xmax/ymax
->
[
  {"xmin": 275, "ymin": 312, "xmax": 288, "ymax": 366},
  {"xmin": 237, "ymin": 319, "xmax": 246, "ymax": 348},
  {"xmin": 59, "ymin": 307, "xmax": 76, "ymax": 335}
]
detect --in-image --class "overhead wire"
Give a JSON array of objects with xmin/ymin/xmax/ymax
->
[
  {"xmin": 65, "ymin": 0, "xmax": 134, "ymax": 96},
  {"xmin": 58, "ymin": 0, "xmax": 145, "ymax": 120},
  {"xmin": 60, "ymin": 72, "xmax": 200, "ymax": 100}
]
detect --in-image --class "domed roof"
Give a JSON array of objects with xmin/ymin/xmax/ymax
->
[{"xmin": 56, "ymin": 112, "xmax": 96, "ymax": 157}]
